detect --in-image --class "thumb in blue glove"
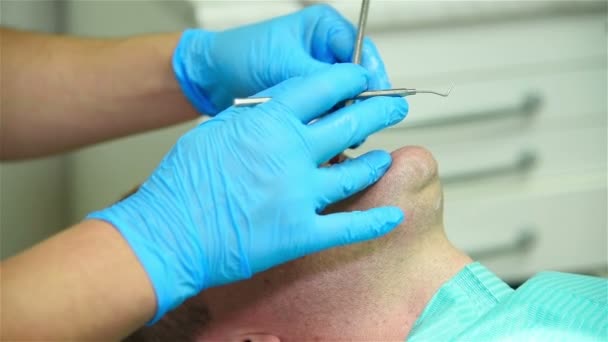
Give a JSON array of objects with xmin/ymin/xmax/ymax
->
[
  {"xmin": 172, "ymin": 4, "xmax": 392, "ymax": 115},
  {"xmin": 87, "ymin": 64, "xmax": 408, "ymax": 323}
]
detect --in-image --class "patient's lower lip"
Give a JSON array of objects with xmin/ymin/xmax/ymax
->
[
  {"xmin": 328, "ymin": 153, "xmax": 349, "ymax": 165},
  {"xmin": 329, "ymin": 154, "xmax": 342, "ymax": 165}
]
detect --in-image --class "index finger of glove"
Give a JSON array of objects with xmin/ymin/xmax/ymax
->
[
  {"xmin": 258, "ymin": 63, "xmax": 369, "ymax": 123},
  {"xmin": 360, "ymin": 38, "xmax": 392, "ymax": 90},
  {"xmin": 307, "ymin": 96, "xmax": 408, "ymax": 164}
]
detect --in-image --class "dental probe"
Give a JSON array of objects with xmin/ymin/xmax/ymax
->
[
  {"xmin": 233, "ymin": 85, "xmax": 454, "ymax": 107},
  {"xmin": 352, "ymin": 0, "xmax": 370, "ymax": 65},
  {"xmin": 344, "ymin": 0, "xmax": 370, "ymax": 107}
]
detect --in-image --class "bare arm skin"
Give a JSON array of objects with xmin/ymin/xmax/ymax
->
[
  {"xmin": 0, "ymin": 219, "xmax": 156, "ymax": 340},
  {"xmin": 0, "ymin": 28, "xmax": 198, "ymax": 160},
  {"xmin": 0, "ymin": 28, "xmax": 191, "ymax": 338}
]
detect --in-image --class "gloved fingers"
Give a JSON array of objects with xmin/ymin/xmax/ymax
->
[
  {"xmin": 348, "ymin": 138, "xmax": 366, "ymax": 150},
  {"xmin": 324, "ymin": 20, "xmax": 356, "ymax": 63},
  {"xmin": 264, "ymin": 50, "xmax": 330, "ymax": 87},
  {"xmin": 306, "ymin": 206, "xmax": 404, "ymax": 253},
  {"xmin": 360, "ymin": 38, "xmax": 392, "ymax": 90},
  {"xmin": 251, "ymin": 76, "xmax": 302, "ymax": 99},
  {"xmin": 258, "ymin": 63, "xmax": 369, "ymax": 123},
  {"xmin": 307, "ymin": 96, "xmax": 408, "ymax": 164},
  {"xmin": 306, "ymin": 4, "xmax": 355, "ymax": 64},
  {"xmin": 316, "ymin": 150, "xmax": 392, "ymax": 209},
  {"xmin": 332, "ymin": 40, "xmax": 386, "ymax": 150},
  {"xmin": 288, "ymin": 52, "xmax": 335, "ymax": 79},
  {"xmin": 308, "ymin": 5, "xmax": 391, "ymax": 90}
]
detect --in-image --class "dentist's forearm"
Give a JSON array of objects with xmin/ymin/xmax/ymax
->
[
  {"xmin": 0, "ymin": 28, "xmax": 198, "ymax": 160},
  {"xmin": 0, "ymin": 219, "xmax": 156, "ymax": 340}
]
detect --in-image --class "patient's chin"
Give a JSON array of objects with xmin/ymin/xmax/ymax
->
[
  {"xmin": 325, "ymin": 146, "xmax": 443, "ymax": 230},
  {"xmin": 388, "ymin": 146, "xmax": 439, "ymax": 191},
  {"xmin": 334, "ymin": 146, "xmax": 439, "ymax": 206}
]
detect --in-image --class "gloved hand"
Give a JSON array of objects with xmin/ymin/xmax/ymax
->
[
  {"xmin": 172, "ymin": 4, "xmax": 391, "ymax": 115},
  {"xmin": 87, "ymin": 64, "xmax": 407, "ymax": 323}
]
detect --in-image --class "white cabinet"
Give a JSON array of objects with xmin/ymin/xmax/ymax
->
[
  {"xmin": 446, "ymin": 187, "xmax": 607, "ymax": 281},
  {"xmin": 353, "ymin": 14, "xmax": 607, "ymax": 280}
]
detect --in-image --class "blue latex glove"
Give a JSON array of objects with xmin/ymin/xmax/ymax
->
[
  {"xmin": 87, "ymin": 64, "xmax": 407, "ymax": 323},
  {"xmin": 172, "ymin": 4, "xmax": 391, "ymax": 116}
]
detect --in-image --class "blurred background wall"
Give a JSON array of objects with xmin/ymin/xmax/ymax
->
[{"xmin": 1, "ymin": 0, "xmax": 606, "ymax": 282}]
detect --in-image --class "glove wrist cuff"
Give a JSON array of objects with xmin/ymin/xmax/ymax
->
[{"xmin": 86, "ymin": 193, "xmax": 206, "ymax": 324}]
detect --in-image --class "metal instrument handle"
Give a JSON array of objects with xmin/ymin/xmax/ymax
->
[{"xmin": 232, "ymin": 88, "xmax": 418, "ymax": 107}]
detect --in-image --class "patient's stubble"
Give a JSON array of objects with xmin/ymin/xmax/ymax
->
[{"xmin": 192, "ymin": 146, "xmax": 472, "ymax": 341}]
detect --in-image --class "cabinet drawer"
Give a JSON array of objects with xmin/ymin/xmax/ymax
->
[
  {"xmin": 192, "ymin": 3, "xmax": 606, "ymax": 81},
  {"xmin": 358, "ymin": 124, "xmax": 606, "ymax": 192},
  {"xmin": 193, "ymin": 1, "xmax": 303, "ymax": 30},
  {"xmin": 316, "ymin": 1, "xmax": 605, "ymax": 33},
  {"xmin": 350, "ymin": 67, "xmax": 607, "ymax": 195},
  {"xmin": 391, "ymin": 67, "xmax": 607, "ymax": 131},
  {"xmin": 376, "ymin": 14, "xmax": 606, "ymax": 82},
  {"xmin": 444, "ymin": 187, "xmax": 607, "ymax": 281}
]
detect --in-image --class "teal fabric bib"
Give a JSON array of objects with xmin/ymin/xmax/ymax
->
[{"xmin": 409, "ymin": 262, "xmax": 607, "ymax": 341}]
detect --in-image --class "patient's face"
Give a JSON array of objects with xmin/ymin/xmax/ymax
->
[{"xmin": 128, "ymin": 146, "xmax": 443, "ymax": 342}]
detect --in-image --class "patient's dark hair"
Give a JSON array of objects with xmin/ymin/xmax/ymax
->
[{"xmin": 119, "ymin": 187, "xmax": 212, "ymax": 342}]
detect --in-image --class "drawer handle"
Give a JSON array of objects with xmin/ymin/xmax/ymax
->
[
  {"xmin": 441, "ymin": 150, "xmax": 537, "ymax": 184},
  {"xmin": 394, "ymin": 93, "xmax": 542, "ymax": 130},
  {"xmin": 468, "ymin": 228, "xmax": 538, "ymax": 260}
]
